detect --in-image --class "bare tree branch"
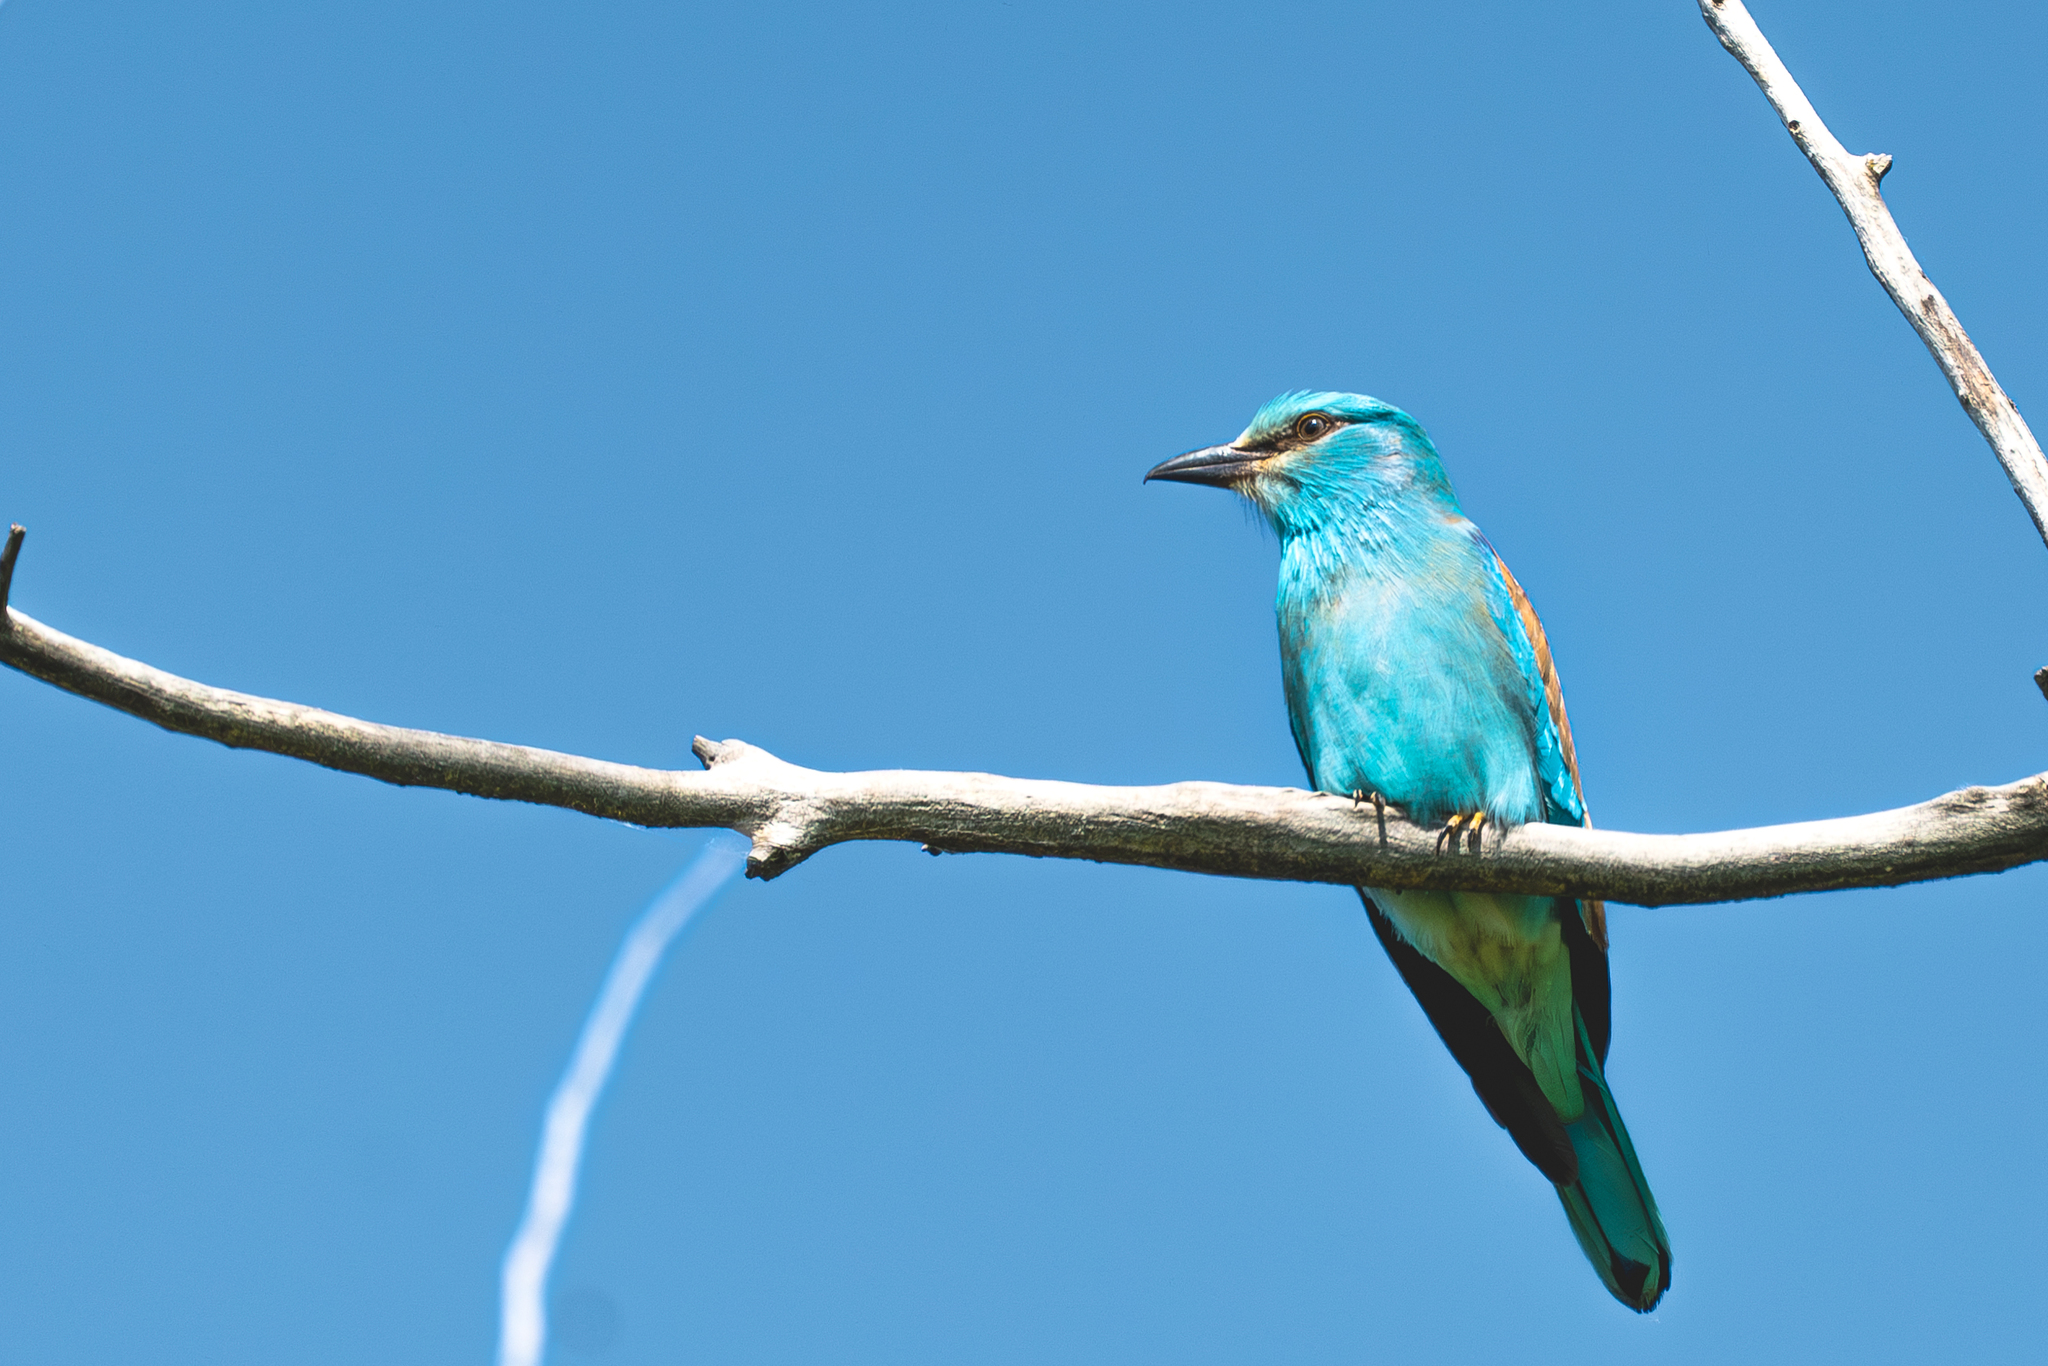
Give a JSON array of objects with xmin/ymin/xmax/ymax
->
[
  {"xmin": 6, "ymin": 6, "xmax": 2048, "ymax": 915},
  {"xmin": 4, "ymin": 582, "xmax": 2045, "ymax": 906},
  {"xmin": 1699, "ymin": 0, "xmax": 2048, "ymax": 550}
]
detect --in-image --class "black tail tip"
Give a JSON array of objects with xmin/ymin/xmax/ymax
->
[{"xmin": 1610, "ymin": 1250, "xmax": 1672, "ymax": 1313}]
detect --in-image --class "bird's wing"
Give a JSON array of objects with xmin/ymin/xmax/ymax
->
[{"xmin": 1483, "ymin": 546, "xmax": 1610, "ymax": 955}]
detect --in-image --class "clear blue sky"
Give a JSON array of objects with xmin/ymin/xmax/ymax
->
[{"xmin": 4, "ymin": 1, "xmax": 2045, "ymax": 1360}]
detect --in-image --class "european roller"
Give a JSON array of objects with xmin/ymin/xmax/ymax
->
[{"xmin": 1148, "ymin": 390, "xmax": 1671, "ymax": 1311}]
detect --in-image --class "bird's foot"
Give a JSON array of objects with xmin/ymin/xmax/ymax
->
[
  {"xmin": 1435, "ymin": 811, "xmax": 1487, "ymax": 854},
  {"xmin": 1351, "ymin": 789, "xmax": 1389, "ymax": 845}
]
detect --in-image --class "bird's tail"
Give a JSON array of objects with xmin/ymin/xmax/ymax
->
[{"xmin": 1557, "ymin": 1013, "xmax": 1671, "ymax": 1312}]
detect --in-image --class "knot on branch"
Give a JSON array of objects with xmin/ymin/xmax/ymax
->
[
  {"xmin": 692, "ymin": 736, "xmax": 750, "ymax": 769},
  {"xmin": 691, "ymin": 735, "xmax": 828, "ymax": 879},
  {"xmin": 1865, "ymin": 152, "xmax": 1893, "ymax": 186}
]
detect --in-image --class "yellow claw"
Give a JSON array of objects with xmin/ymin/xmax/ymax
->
[
  {"xmin": 1435, "ymin": 812, "xmax": 1468, "ymax": 853},
  {"xmin": 1433, "ymin": 810, "xmax": 1489, "ymax": 854}
]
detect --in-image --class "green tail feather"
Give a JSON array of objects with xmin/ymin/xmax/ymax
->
[{"xmin": 1557, "ymin": 1013, "xmax": 1671, "ymax": 1311}]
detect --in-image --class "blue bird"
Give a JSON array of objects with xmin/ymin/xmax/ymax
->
[{"xmin": 1148, "ymin": 391, "xmax": 1671, "ymax": 1311}]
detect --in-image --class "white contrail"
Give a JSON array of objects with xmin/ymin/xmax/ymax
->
[{"xmin": 497, "ymin": 833, "xmax": 750, "ymax": 1366}]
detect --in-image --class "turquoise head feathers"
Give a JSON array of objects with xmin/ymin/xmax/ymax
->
[{"xmin": 1147, "ymin": 389, "xmax": 1459, "ymax": 540}]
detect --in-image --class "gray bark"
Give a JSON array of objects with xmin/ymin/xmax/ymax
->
[{"xmin": 3, "ymin": 595, "xmax": 2044, "ymax": 906}]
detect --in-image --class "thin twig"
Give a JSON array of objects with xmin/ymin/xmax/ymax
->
[
  {"xmin": 1699, "ymin": 0, "xmax": 2048, "ymax": 551},
  {"xmin": 0, "ymin": 525, "xmax": 23, "ymax": 614},
  {"xmin": 3, "ymin": 589, "xmax": 2046, "ymax": 906}
]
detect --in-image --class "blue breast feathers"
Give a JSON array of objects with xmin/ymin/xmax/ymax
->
[{"xmin": 1278, "ymin": 510, "xmax": 1554, "ymax": 828}]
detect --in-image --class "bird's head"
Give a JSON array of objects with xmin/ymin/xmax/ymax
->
[{"xmin": 1145, "ymin": 390, "xmax": 1454, "ymax": 537}]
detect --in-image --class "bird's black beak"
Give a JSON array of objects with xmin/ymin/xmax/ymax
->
[{"xmin": 1144, "ymin": 443, "xmax": 1263, "ymax": 487}]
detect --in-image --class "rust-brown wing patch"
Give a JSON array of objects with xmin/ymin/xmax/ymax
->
[{"xmin": 1495, "ymin": 554, "xmax": 1608, "ymax": 952}]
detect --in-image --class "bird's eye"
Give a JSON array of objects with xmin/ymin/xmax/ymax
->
[{"xmin": 1294, "ymin": 413, "xmax": 1334, "ymax": 441}]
